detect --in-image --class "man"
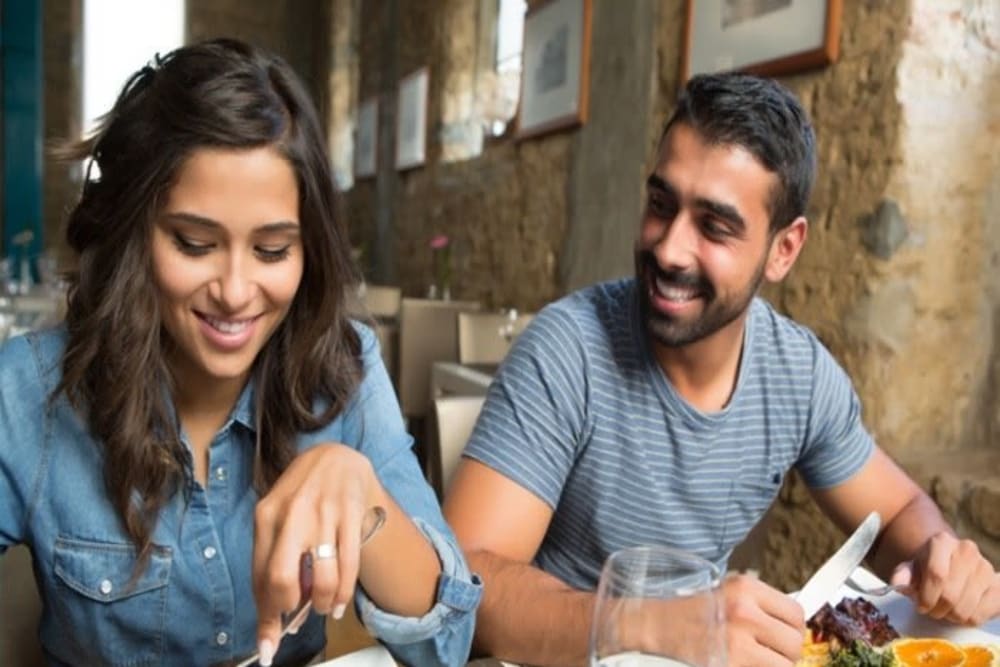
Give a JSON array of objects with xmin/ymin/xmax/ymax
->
[{"xmin": 443, "ymin": 73, "xmax": 1000, "ymax": 667}]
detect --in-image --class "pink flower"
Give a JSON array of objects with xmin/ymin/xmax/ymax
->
[{"xmin": 429, "ymin": 234, "xmax": 450, "ymax": 250}]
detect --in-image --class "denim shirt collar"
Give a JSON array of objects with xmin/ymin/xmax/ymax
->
[
  {"xmin": 163, "ymin": 378, "xmax": 257, "ymax": 442},
  {"xmin": 230, "ymin": 380, "xmax": 256, "ymax": 432}
]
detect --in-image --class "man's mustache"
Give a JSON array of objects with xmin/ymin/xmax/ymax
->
[{"xmin": 638, "ymin": 251, "xmax": 713, "ymax": 297}]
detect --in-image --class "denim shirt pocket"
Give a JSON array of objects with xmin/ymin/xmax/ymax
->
[{"xmin": 52, "ymin": 537, "xmax": 172, "ymax": 667}]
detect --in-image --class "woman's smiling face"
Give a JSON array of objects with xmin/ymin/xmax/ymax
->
[{"xmin": 151, "ymin": 145, "xmax": 303, "ymax": 393}]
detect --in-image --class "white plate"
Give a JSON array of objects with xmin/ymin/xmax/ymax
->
[
  {"xmin": 830, "ymin": 567, "xmax": 1000, "ymax": 644},
  {"xmin": 314, "ymin": 645, "xmax": 397, "ymax": 667}
]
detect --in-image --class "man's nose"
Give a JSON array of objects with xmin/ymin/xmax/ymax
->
[{"xmin": 652, "ymin": 213, "xmax": 698, "ymax": 272}]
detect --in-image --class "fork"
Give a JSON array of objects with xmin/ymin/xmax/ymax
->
[
  {"xmin": 844, "ymin": 575, "xmax": 910, "ymax": 597},
  {"xmin": 228, "ymin": 505, "xmax": 387, "ymax": 667}
]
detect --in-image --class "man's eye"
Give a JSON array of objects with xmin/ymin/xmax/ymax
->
[
  {"xmin": 700, "ymin": 218, "xmax": 731, "ymax": 239},
  {"xmin": 172, "ymin": 233, "xmax": 213, "ymax": 256},
  {"xmin": 648, "ymin": 195, "xmax": 675, "ymax": 218}
]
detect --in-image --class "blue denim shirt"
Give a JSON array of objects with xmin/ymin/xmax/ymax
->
[{"xmin": 0, "ymin": 324, "xmax": 480, "ymax": 667}]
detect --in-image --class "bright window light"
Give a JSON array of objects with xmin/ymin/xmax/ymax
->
[
  {"xmin": 496, "ymin": 0, "xmax": 527, "ymax": 73},
  {"xmin": 83, "ymin": 0, "xmax": 185, "ymax": 135}
]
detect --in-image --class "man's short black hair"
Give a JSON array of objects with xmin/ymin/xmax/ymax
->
[{"xmin": 662, "ymin": 73, "xmax": 817, "ymax": 232}]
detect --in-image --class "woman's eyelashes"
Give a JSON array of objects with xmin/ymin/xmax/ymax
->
[
  {"xmin": 255, "ymin": 245, "xmax": 292, "ymax": 262},
  {"xmin": 171, "ymin": 232, "xmax": 292, "ymax": 262},
  {"xmin": 172, "ymin": 232, "xmax": 212, "ymax": 256}
]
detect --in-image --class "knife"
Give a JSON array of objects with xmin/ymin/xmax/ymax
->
[{"xmin": 795, "ymin": 511, "xmax": 881, "ymax": 618}]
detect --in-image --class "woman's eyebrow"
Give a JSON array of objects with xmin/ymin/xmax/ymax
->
[{"xmin": 161, "ymin": 212, "xmax": 300, "ymax": 233}]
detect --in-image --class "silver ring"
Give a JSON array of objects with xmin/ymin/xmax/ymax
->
[{"xmin": 314, "ymin": 543, "xmax": 337, "ymax": 560}]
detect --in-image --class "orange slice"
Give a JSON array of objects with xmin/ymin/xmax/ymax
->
[
  {"xmin": 961, "ymin": 645, "xmax": 997, "ymax": 667},
  {"xmin": 892, "ymin": 638, "xmax": 965, "ymax": 667}
]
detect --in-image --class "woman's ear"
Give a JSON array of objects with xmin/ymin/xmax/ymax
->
[{"xmin": 765, "ymin": 217, "xmax": 808, "ymax": 283}]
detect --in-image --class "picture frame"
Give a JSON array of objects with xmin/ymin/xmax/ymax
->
[
  {"xmin": 395, "ymin": 67, "xmax": 429, "ymax": 170},
  {"xmin": 516, "ymin": 0, "xmax": 592, "ymax": 140},
  {"xmin": 354, "ymin": 97, "xmax": 378, "ymax": 179},
  {"xmin": 682, "ymin": 0, "xmax": 842, "ymax": 80}
]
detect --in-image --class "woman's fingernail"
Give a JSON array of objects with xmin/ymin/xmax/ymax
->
[
  {"xmin": 333, "ymin": 603, "xmax": 346, "ymax": 620},
  {"xmin": 259, "ymin": 639, "xmax": 276, "ymax": 666}
]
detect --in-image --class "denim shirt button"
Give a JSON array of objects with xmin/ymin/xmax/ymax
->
[
  {"xmin": 214, "ymin": 466, "xmax": 227, "ymax": 481},
  {"xmin": 203, "ymin": 546, "xmax": 217, "ymax": 560},
  {"xmin": 215, "ymin": 631, "xmax": 228, "ymax": 646},
  {"xmin": 99, "ymin": 579, "xmax": 113, "ymax": 596}
]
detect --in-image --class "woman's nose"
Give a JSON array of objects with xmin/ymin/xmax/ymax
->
[{"xmin": 208, "ymin": 257, "xmax": 255, "ymax": 311}]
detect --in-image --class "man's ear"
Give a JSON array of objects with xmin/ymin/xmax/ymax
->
[{"xmin": 765, "ymin": 216, "xmax": 808, "ymax": 282}]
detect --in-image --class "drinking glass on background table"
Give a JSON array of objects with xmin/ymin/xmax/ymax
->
[{"xmin": 590, "ymin": 546, "xmax": 726, "ymax": 667}]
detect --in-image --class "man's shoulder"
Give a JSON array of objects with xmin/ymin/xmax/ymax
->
[
  {"xmin": 749, "ymin": 297, "xmax": 822, "ymax": 353},
  {"xmin": 542, "ymin": 278, "xmax": 634, "ymax": 328},
  {"xmin": 511, "ymin": 278, "xmax": 635, "ymax": 369}
]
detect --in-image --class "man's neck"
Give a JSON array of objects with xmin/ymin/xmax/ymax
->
[{"xmin": 650, "ymin": 310, "xmax": 749, "ymax": 413}]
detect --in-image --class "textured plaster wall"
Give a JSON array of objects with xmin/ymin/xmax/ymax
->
[{"xmin": 748, "ymin": 0, "xmax": 1000, "ymax": 589}]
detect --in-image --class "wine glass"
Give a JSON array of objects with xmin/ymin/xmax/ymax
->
[{"xmin": 590, "ymin": 545, "xmax": 726, "ymax": 667}]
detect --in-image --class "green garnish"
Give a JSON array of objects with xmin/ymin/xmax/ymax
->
[{"xmin": 828, "ymin": 640, "xmax": 896, "ymax": 667}]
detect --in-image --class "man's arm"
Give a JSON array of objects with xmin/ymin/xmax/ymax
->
[
  {"xmin": 445, "ymin": 460, "xmax": 808, "ymax": 667},
  {"xmin": 444, "ymin": 459, "xmax": 595, "ymax": 667},
  {"xmin": 811, "ymin": 446, "xmax": 1000, "ymax": 624}
]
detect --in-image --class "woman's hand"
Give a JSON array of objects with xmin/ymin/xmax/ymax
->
[{"xmin": 251, "ymin": 442, "xmax": 381, "ymax": 665}]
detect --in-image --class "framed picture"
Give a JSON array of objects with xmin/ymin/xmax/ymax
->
[
  {"xmin": 516, "ymin": 0, "xmax": 592, "ymax": 140},
  {"xmin": 395, "ymin": 67, "xmax": 429, "ymax": 170},
  {"xmin": 682, "ymin": 0, "xmax": 842, "ymax": 80},
  {"xmin": 354, "ymin": 97, "xmax": 378, "ymax": 179}
]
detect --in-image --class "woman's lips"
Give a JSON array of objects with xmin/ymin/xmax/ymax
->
[{"xmin": 195, "ymin": 311, "xmax": 259, "ymax": 350}]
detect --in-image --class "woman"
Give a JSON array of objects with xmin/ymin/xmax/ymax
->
[{"xmin": 0, "ymin": 39, "xmax": 479, "ymax": 666}]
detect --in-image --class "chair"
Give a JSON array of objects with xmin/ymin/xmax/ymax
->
[
  {"xmin": 397, "ymin": 298, "xmax": 480, "ymax": 419},
  {"xmin": 457, "ymin": 310, "xmax": 534, "ymax": 365},
  {"xmin": 353, "ymin": 284, "xmax": 402, "ymax": 381},
  {"xmin": 430, "ymin": 395, "xmax": 485, "ymax": 497},
  {"xmin": 0, "ymin": 545, "xmax": 44, "ymax": 666}
]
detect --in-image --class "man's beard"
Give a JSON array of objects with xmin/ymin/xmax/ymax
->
[{"xmin": 635, "ymin": 249, "xmax": 766, "ymax": 348}]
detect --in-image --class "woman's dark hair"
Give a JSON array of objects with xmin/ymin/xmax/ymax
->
[
  {"xmin": 55, "ymin": 39, "xmax": 362, "ymax": 567},
  {"xmin": 662, "ymin": 73, "xmax": 817, "ymax": 233}
]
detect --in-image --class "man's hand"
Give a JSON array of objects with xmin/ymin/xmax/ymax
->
[
  {"xmin": 891, "ymin": 532, "xmax": 1000, "ymax": 626},
  {"xmin": 722, "ymin": 574, "xmax": 806, "ymax": 667}
]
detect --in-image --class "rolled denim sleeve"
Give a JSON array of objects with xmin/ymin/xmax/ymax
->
[
  {"xmin": 355, "ymin": 517, "xmax": 481, "ymax": 665},
  {"xmin": 341, "ymin": 323, "xmax": 482, "ymax": 666}
]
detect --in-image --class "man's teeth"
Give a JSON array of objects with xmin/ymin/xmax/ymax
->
[
  {"xmin": 654, "ymin": 276, "xmax": 698, "ymax": 302},
  {"xmin": 204, "ymin": 316, "xmax": 252, "ymax": 334}
]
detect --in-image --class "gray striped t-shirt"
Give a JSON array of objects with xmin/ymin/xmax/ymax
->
[{"xmin": 462, "ymin": 278, "xmax": 874, "ymax": 589}]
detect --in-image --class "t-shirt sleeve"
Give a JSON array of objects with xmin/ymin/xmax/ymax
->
[
  {"xmin": 796, "ymin": 338, "xmax": 875, "ymax": 489},
  {"xmin": 461, "ymin": 305, "xmax": 589, "ymax": 509}
]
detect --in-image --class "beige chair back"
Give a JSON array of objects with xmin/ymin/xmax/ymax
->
[
  {"xmin": 351, "ymin": 284, "xmax": 402, "ymax": 381},
  {"xmin": 432, "ymin": 396, "xmax": 485, "ymax": 496},
  {"xmin": 0, "ymin": 545, "xmax": 44, "ymax": 666},
  {"xmin": 360, "ymin": 284, "xmax": 402, "ymax": 319},
  {"xmin": 457, "ymin": 311, "xmax": 534, "ymax": 365},
  {"xmin": 397, "ymin": 298, "xmax": 480, "ymax": 418}
]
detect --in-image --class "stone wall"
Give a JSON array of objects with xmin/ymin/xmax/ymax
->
[
  {"xmin": 187, "ymin": 0, "xmax": 329, "ymax": 117},
  {"xmin": 746, "ymin": 0, "xmax": 1000, "ymax": 590},
  {"xmin": 345, "ymin": 0, "xmax": 569, "ymax": 311}
]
